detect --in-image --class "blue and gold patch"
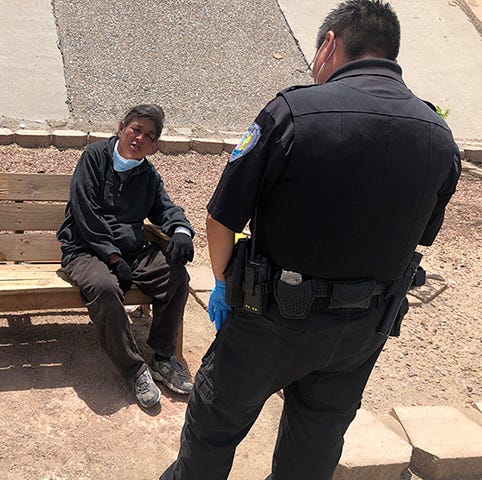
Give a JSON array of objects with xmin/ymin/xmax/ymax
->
[{"xmin": 229, "ymin": 122, "xmax": 261, "ymax": 162}]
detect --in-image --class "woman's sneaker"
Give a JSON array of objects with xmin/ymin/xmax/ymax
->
[
  {"xmin": 149, "ymin": 355, "xmax": 193, "ymax": 395},
  {"xmin": 133, "ymin": 368, "xmax": 161, "ymax": 408}
]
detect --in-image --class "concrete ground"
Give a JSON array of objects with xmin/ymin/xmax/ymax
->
[
  {"xmin": 279, "ymin": 0, "xmax": 482, "ymax": 141},
  {"xmin": 0, "ymin": 1, "xmax": 480, "ymax": 140}
]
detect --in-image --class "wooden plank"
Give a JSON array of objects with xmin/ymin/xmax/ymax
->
[
  {"xmin": 0, "ymin": 234, "xmax": 61, "ymax": 262},
  {"xmin": 0, "ymin": 266, "xmax": 151, "ymax": 301},
  {"xmin": 0, "ymin": 277, "xmax": 75, "ymax": 291},
  {"xmin": 0, "ymin": 288, "xmax": 152, "ymax": 312},
  {"xmin": 0, "ymin": 264, "xmax": 62, "ymax": 280},
  {"xmin": 0, "ymin": 263, "xmax": 60, "ymax": 270},
  {"xmin": 0, "ymin": 173, "xmax": 71, "ymax": 201},
  {"xmin": 0, "ymin": 203, "xmax": 66, "ymax": 230},
  {"xmin": 0, "ymin": 290, "xmax": 85, "ymax": 311},
  {"xmin": 0, "ymin": 277, "xmax": 151, "ymax": 300}
]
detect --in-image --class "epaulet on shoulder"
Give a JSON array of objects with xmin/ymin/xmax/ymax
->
[
  {"xmin": 422, "ymin": 100, "xmax": 437, "ymax": 112},
  {"xmin": 277, "ymin": 84, "xmax": 314, "ymax": 96}
]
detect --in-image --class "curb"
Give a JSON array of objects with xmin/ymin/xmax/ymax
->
[
  {"xmin": 0, "ymin": 127, "xmax": 240, "ymax": 156},
  {"xmin": 458, "ymin": 141, "xmax": 482, "ymax": 179},
  {"xmin": 1, "ymin": 127, "xmax": 482, "ymax": 175}
]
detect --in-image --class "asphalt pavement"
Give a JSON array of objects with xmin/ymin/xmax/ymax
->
[{"xmin": 0, "ymin": 0, "xmax": 480, "ymax": 140}]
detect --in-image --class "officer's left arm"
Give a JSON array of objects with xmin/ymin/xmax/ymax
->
[{"xmin": 419, "ymin": 151, "xmax": 461, "ymax": 246}]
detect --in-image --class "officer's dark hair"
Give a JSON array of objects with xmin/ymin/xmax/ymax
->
[
  {"xmin": 316, "ymin": 0, "xmax": 400, "ymax": 61},
  {"xmin": 122, "ymin": 104, "xmax": 165, "ymax": 139}
]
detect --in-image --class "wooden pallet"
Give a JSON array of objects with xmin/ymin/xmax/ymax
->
[{"xmin": 0, "ymin": 172, "xmax": 182, "ymax": 356}]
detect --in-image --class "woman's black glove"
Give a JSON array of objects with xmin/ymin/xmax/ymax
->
[
  {"xmin": 110, "ymin": 258, "xmax": 133, "ymax": 293},
  {"xmin": 165, "ymin": 233, "xmax": 194, "ymax": 265}
]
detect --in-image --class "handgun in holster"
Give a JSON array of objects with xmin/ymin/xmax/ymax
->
[{"xmin": 377, "ymin": 252, "xmax": 426, "ymax": 338}]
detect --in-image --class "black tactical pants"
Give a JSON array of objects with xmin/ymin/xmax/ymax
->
[
  {"xmin": 61, "ymin": 245, "xmax": 189, "ymax": 380},
  {"xmin": 160, "ymin": 296, "xmax": 388, "ymax": 480}
]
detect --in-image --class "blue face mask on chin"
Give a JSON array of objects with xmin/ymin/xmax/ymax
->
[{"xmin": 113, "ymin": 141, "xmax": 144, "ymax": 172}]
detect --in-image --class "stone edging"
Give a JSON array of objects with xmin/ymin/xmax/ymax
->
[
  {"xmin": 0, "ymin": 128, "xmax": 241, "ymax": 155},
  {"xmin": 458, "ymin": 141, "xmax": 482, "ymax": 179},
  {"xmin": 1, "ymin": 128, "xmax": 481, "ymax": 178}
]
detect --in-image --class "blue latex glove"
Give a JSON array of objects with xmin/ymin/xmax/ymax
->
[{"xmin": 208, "ymin": 279, "xmax": 231, "ymax": 330}]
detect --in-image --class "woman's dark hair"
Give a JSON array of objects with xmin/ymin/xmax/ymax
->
[{"xmin": 122, "ymin": 104, "xmax": 165, "ymax": 139}]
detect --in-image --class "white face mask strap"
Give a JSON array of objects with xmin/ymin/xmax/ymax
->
[{"xmin": 314, "ymin": 39, "xmax": 336, "ymax": 83}]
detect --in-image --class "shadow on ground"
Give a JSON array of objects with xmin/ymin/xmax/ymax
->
[{"xmin": 0, "ymin": 310, "xmax": 189, "ymax": 416}]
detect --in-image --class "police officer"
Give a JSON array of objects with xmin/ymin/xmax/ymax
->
[{"xmin": 160, "ymin": 1, "xmax": 460, "ymax": 479}]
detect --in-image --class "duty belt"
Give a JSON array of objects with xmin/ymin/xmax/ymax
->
[
  {"xmin": 312, "ymin": 279, "xmax": 388, "ymax": 299},
  {"xmin": 302, "ymin": 278, "xmax": 388, "ymax": 310},
  {"xmin": 273, "ymin": 275, "xmax": 390, "ymax": 319}
]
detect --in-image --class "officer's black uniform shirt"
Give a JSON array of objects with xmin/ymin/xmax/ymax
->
[
  {"xmin": 207, "ymin": 97, "xmax": 294, "ymax": 234},
  {"xmin": 207, "ymin": 59, "xmax": 461, "ymax": 282}
]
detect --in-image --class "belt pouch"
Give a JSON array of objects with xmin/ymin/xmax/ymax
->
[
  {"xmin": 328, "ymin": 281, "xmax": 377, "ymax": 309},
  {"xmin": 273, "ymin": 274, "xmax": 315, "ymax": 319},
  {"xmin": 224, "ymin": 237, "xmax": 250, "ymax": 308}
]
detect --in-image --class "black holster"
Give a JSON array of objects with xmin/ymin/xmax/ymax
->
[
  {"xmin": 273, "ymin": 274, "xmax": 316, "ymax": 320},
  {"xmin": 224, "ymin": 237, "xmax": 250, "ymax": 308},
  {"xmin": 243, "ymin": 255, "xmax": 272, "ymax": 314},
  {"xmin": 224, "ymin": 237, "xmax": 272, "ymax": 314},
  {"xmin": 377, "ymin": 252, "xmax": 425, "ymax": 337}
]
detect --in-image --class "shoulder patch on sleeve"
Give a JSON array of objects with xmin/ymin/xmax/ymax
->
[{"xmin": 229, "ymin": 122, "xmax": 261, "ymax": 163}]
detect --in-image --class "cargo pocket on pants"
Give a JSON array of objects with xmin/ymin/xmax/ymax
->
[{"xmin": 195, "ymin": 368, "xmax": 219, "ymax": 405}]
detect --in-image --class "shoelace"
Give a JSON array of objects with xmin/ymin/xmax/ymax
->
[
  {"xmin": 170, "ymin": 358, "xmax": 189, "ymax": 381},
  {"xmin": 136, "ymin": 372, "xmax": 152, "ymax": 393}
]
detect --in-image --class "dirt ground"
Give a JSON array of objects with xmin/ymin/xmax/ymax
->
[{"xmin": 0, "ymin": 145, "xmax": 480, "ymax": 479}]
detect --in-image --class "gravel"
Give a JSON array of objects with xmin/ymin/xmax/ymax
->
[{"xmin": 1, "ymin": 144, "xmax": 480, "ymax": 421}]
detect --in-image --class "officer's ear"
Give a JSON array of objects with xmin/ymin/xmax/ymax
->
[{"xmin": 312, "ymin": 31, "xmax": 336, "ymax": 83}]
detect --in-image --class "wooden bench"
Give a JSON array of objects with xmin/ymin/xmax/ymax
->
[{"xmin": 0, "ymin": 172, "xmax": 183, "ymax": 357}]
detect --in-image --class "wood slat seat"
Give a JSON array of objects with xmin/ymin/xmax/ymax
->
[{"xmin": 0, "ymin": 172, "xmax": 182, "ymax": 356}]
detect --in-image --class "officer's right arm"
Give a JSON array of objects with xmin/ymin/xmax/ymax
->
[{"xmin": 206, "ymin": 96, "xmax": 293, "ymax": 234}]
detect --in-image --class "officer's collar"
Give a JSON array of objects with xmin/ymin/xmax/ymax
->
[{"xmin": 326, "ymin": 58, "xmax": 404, "ymax": 85}]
